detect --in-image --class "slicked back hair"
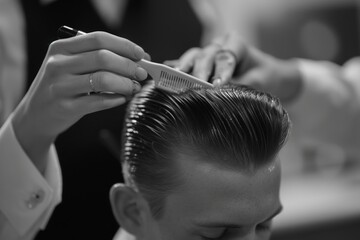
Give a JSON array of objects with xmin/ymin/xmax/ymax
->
[{"xmin": 121, "ymin": 84, "xmax": 290, "ymax": 218}]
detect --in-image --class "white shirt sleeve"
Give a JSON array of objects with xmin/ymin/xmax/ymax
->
[
  {"xmin": 0, "ymin": 115, "xmax": 62, "ymax": 240},
  {"xmin": 0, "ymin": 0, "xmax": 26, "ymax": 125},
  {"xmin": 287, "ymin": 58, "xmax": 360, "ymax": 159}
]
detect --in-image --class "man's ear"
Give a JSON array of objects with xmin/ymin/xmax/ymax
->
[{"xmin": 110, "ymin": 183, "xmax": 150, "ymax": 236}]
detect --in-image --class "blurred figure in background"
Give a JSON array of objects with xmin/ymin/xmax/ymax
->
[
  {"xmin": 170, "ymin": 0, "xmax": 360, "ymax": 157},
  {"xmin": 172, "ymin": 31, "xmax": 360, "ymax": 159},
  {"xmin": 176, "ymin": 0, "xmax": 360, "ymax": 173},
  {"xmin": 0, "ymin": 0, "xmax": 26, "ymax": 125}
]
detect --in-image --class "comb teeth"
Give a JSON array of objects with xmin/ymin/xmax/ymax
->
[{"xmin": 157, "ymin": 71, "xmax": 210, "ymax": 94}]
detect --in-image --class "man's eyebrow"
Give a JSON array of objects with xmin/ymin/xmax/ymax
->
[{"xmin": 195, "ymin": 205, "xmax": 283, "ymax": 228}]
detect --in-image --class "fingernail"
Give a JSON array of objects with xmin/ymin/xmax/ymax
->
[
  {"xmin": 135, "ymin": 67, "xmax": 148, "ymax": 80},
  {"xmin": 144, "ymin": 52, "xmax": 151, "ymax": 61},
  {"xmin": 132, "ymin": 81, "xmax": 141, "ymax": 94},
  {"xmin": 213, "ymin": 78, "xmax": 222, "ymax": 87},
  {"xmin": 134, "ymin": 45, "xmax": 145, "ymax": 60}
]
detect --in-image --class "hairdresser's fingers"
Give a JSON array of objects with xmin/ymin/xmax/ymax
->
[
  {"xmin": 144, "ymin": 52, "xmax": 151, "ymax": 61},
  {"xmin": 220, "ymin": 32, "xmax": 246, "ymax": 63},
  {"xmin": 211, "ymin": 33, "xmax": 247, "ymax": 86},
  {"xmin": 176, "ymin": 48, "xmax": 202, "ymax": 73},
  {"xmin": 55, "ymin": 49, "xmax": 147, "ymax": 80},
  {"xmin": 192, "ymin": 44, "xmax": 221, "ymax": 81},
  {"xmin": 49, "ymin": 31, "xmax": 145, "ymax": 61},
  {"xmin": 58, "ymin": 71, "xmax": 141, "ymax": 96},
  {"xmin": 212, "ymin": 50, "xmax": 237, "ymax": 86},
  {"xmin": 75, "ymin": 93, "xmax": 127, "ymax": 115}
]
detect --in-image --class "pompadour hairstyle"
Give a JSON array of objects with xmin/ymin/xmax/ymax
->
[{"xmin": 121, "ymin": 84, "xmax": 290, "ymax": 218}]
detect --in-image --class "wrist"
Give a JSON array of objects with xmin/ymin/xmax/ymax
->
[{"xmin": 11, "ymin": 103, "xmax": 54, "ymax": 174}]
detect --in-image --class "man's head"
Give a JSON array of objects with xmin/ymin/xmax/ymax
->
[{"xmin": 110, "ymin": 84, "xmax": 290, "ymax": 240}]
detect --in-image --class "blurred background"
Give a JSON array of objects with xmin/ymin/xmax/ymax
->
[{"xmin": 1, "ymin": 0, "xmax": 359, "ymax": 239}]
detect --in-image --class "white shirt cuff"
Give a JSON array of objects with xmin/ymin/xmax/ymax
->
[{"xmin": 0, "ymin": 115, "xmax": 62, "ymax": 236}]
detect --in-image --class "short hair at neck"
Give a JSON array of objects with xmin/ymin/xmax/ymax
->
[{"xmin": 121, "ymin": 84, "xmax": 290, "ymax": 218}]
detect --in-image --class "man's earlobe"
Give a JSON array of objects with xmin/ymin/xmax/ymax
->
[{"xmin": 110, "ymin": 183, "xmax": 147, "ymax": 236}]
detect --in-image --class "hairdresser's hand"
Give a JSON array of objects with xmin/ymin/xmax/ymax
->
[
  {"xmin": 12, "ymin": 31, "xmax": 148, "ymax": 173},
  {"xmin": 165, "ymin": 32, "xmax": 302, "ymax": 104},
  {"xmin": 165, "ymin": 32, "xmax": 242, "ymax": 85}
]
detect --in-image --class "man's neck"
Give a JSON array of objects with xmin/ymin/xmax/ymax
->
[{"xmin": 113, "ymin": 228, "xmax": 136, "ymax": 240}]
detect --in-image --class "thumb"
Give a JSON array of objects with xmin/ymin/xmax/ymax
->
[
  {"xmin": 212, "ymin": 50, "xmax": 237, "ymax": 86},
  {"xmin": 144, "ymin": 52, "xmax": 151, "ymax": 61}
]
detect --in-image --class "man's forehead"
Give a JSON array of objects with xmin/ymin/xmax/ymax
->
[
  {"xmin": 163, "ymin": 152, "xmax": 281, "ymax": 223},
  {"xmin": 173, "ymin": 150, "xmax": 280, "ymax": 179},
  {"xmin": 174, "ymin": 152, "xmax": 280, "ymax": 194}
]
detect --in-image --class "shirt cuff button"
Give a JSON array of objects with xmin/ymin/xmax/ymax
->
[{"xmin": 26, "ymin": 189, "xmax": 45, "ymax": 209}]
